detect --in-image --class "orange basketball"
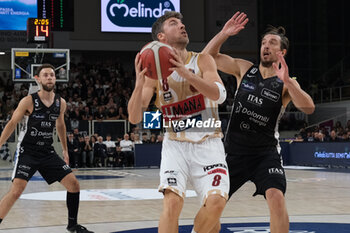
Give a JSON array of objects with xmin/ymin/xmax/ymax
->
[{"xmin": 140, "ymin": 41, "xmax": 174, "ymax": 80}]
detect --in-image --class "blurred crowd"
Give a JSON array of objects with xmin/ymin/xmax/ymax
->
[
  {"xmin": 1, "ymin": 61, "xmax": 236, "ymax": 122},
  {"xmin": 294, "ymin": 120, "xmax": 350, "ymax": 142},
  {"xmin": 1, "ymin": 59, "xmax": 349, "ymax": 164},
  {"xmin": 67, "ymin": 127, "xmax": 163, "ymax": 168}
]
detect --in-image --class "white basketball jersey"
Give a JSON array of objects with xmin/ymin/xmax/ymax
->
[{"xmin": 155, "ymin": 52, "xmax": 222, "ymax": 143}]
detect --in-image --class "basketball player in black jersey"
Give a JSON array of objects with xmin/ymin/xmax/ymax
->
[
  {"xmin": 0, "ymin": 64, "xmax": 93, "ymax": 233},
  {"xmin": 203, "ymin": 12, "xmax": 315, "ymax": 233}
]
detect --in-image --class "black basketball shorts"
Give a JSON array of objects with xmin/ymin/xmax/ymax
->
[
  {"xmin": 226, "ymin": 150, "xmax": 286, "ymax": 198},
  {"xmin": 12, "ymin": 150, "xmax": 72, "ymax": 184}
]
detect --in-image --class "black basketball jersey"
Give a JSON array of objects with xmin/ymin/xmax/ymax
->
[
  {"xmin": 19, "ymin": 93, "xmax": 61, "ymax": 155},
  {"xmin": 225, "ymin": 65, "xmax": 285, "ymax": 154}
]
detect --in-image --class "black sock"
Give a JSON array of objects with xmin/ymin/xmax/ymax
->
[
  {"xmin": 0, "ymin": 218, "xmax": 2, "ymax": 224},
  {"xmin": 66, "ymin": 192, "xmax": 80, "ymax": 228}
]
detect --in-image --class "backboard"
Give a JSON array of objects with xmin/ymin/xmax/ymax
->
[{"xmin": 11, "ymin": 48, "xmax": 70, "ymax": 83}]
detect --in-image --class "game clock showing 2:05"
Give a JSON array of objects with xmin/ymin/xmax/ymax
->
[{"xmin": 27, "ymin": 18, "xmax": 51, "ymax": 44}]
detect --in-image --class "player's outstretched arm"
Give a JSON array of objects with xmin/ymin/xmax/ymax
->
[
  {"xmin": 56, "ymin": 98, "xmax": 69, "ymax": 164},
  {"xmin": 0, "ymin": 96, "xmax": 31, "ymax": 148},
  {"xmin": 128, "ymin": 53, "xmax": 157, "ymax": 124},
  {"xmin": 273, "ymin": 52, "xmax": 315, "ymax": 114}
]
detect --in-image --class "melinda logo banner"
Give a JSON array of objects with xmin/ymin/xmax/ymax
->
[{"xmin": 101, "ymin": 0, "xmax": 180, "ymax": 32}]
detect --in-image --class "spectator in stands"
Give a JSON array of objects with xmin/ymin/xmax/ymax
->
[
  {"xmin": 94, "ymin": 106, "xmax": 106, "ymax": 121},
  {"xmin": 337, "ymin": 132, "xmax": 345, "ymax": 141},
  {"xmin": 129, "ymin": 132, "xmax": 135, "ymax": 141},
  {"xmin": 334, "ymin": 121, "xmax": 343, "ymax": 133},
  {"xmin": 131, "ymin": 126, "xmax": 141, "ymax": 139},
  {"xmin": 86, "ymin": 88, "xmax": 94, "ymax": 104},
  {"xmin": 73, "ymin": 128, "xmax": 80, "ymax": 141},
  {"xmin": 67, "ymin": 132, "xmax": 80, "ymax": 168},
  {"xmin": 314, "ymin": 131, "xmax": 325, "ymax": 142},
  {"xmin": 106, "ymin": 107, "xmax": 118, "ymax": 120},
  {"xmin": 114, "ymin": 136, "xmax": 124, "ymax": 166},
  {"xmin": 294, "ymin": 134, "xmax": 304, "ymax": 142},
  {"xmin": 91, "ymin": 99, "xmax": 99, "ymax": 115},
  {"xmin": 70, "ymin": 107, "xmax": 82, "ymax": 121},
  {"xmin": 344, "ymin": 131, "xmax": 350, "ymax": 141},
  {"xmin": 104, "ymin": 134, "xmax": 117, "ymax": 167},
  {"xmin": 82, "ymin": 106, "xmax": 93, "ymax": 121},
  {"xmin": 64, "ymin": 104, "xmax": 71, "ymax": 121},
  {"xmin": 78, "ymin": 135, "xmax": 84, "ymax": 146},
  {"xmin": 142, "ymin": 132, "xmax": 149, "ymax": 144},
  {"xmin": 115, "ymin": 106, "xmax": 128, "ymax": 120},
  {"xmin": 346, "ymin": 120, "xmax": 350, "ymax": 130},
  {"xmin": 5, "ymin": 109, "xmax": 14, "ymax": 121},
  {"xmin": 90, "ymin": 135, "xmax": 97, "ymax": 145},
  {"xmin": 90, "ymin": 135, "xmax": 97, "ymax": 162},
  {"xmin": 149, "ymin": 134, "xmax": 156, "ymax": 143},
  {"xmin": 327, "ymin": 130, "xmax": 339, "ymax": 142},
  {"xmin": 19, "ymin": 89, "xmax": 28, "ymax": 100},
  {"xmin": 73, "ymin": 79, "xmax": 82, "ymax": 96},
  {"xmin": 94, "ymin": 136, "xmax": 107, "ymax": 167},
  {"xmin": 306, "ymin": 131, "xmax": 314, "ymax": 142},
  {"xmin": 320, "ymin": 127, "xmax": 329, "ymax": 140},
  {"xmin": 299, "ymin": 127, "xmax": 307, "ymax": 141},
  {"xmin": 120, "ymin": 134, "xmax": 134, "ymax": 167},
  {"xmin": 133, "ymin": 134, "xmax": 143, "ymax": 145},
  {"xmin": 95, "ymin": 80, "xmax": 104, "ymax": 97},
  {"xmin": 70, "ymin": 119, "xmax": 79, "ymax": 132},
  {"xmin": 114, "ymin": 136, "xmax": 121, "ymax": 147},
  {"xmin": 93, "ymin": 133, "xmax": 99, "ymax": 140},
  {"xmin": 106, "ymin": 97, "xmax": 117, "ymax": 109},
  {"xmin": 78, "ymin": 100, "xmax": 86, "ymax": 109},
  {"xmin": 81, "ymin": 136, "xmax": 94, "ymax": 167},
  {"xmin": 156, "ymin": 134, "xmax": 163, "ymax": 143},
  {"xmin": 99, "ymin": 95, "xmax": 107, "ymax": 106},
  {"xmin": 66, "ymin": 97, "xmax": 74, "ymax": 109},
  {"xmin": 104, "ymin": 134, "xmax": 116, "ymax": 148},
  {"xmin": 2, "ymin": 99, "xmax": 13, "ymax": 119}
]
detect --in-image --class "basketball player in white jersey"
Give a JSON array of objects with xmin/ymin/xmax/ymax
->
[{"xmin": 128, "ymin": 11, "xmax": 229, "ymax": 233}]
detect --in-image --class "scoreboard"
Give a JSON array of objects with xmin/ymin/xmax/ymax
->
[
  {"xmin": 27, "ymin": 18, "xmax": 50, "ymax": 43},
  {"xmin": 37, "ymin": 0, "xmax": 74, "ymax": 31},
  {"xmin": 25, "ymin": 0, "xmax": 73, "ymax": 44}
]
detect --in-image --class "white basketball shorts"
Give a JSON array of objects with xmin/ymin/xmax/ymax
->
[{"xmin": 158, "ymin": 136, "xmax": 229, "ymax": 204}]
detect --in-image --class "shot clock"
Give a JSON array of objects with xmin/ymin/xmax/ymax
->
[{"xmin": 27, "ymin": 18, "xmax": 51, "ymax": 44}]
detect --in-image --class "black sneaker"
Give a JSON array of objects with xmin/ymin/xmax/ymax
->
[{"xmin": 66, "ymin": 224, "xmax": 94, "ymax": 233}]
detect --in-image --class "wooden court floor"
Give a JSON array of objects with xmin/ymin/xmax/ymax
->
[{"xmin": 0, "ymin": 162, "xmax": 349, "ymax": 232}]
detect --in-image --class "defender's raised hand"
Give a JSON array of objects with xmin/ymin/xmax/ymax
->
[
  {"xmin": 273, "ymin": 52, "xmax": 291, "ymax": 85},
  {"xmin": 222, "ymin": 11, "xmax": 249, "ymax": 37}
]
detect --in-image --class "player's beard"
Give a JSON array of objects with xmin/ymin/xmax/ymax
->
[
  {"xmin": 42, "ymin": 84, "xmax": 54, "ymax": 92},
  {"xmin": 179, "ymin": 37, "xmax": 189, "ymax": 47},
  {"xmin": 261, "ymin": 60, "xmax": 273, "ymax": 67}
]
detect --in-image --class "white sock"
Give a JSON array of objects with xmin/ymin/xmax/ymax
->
[{"xmin": 191, "ymin": 228, "xmax": 197, "ymax": 233}]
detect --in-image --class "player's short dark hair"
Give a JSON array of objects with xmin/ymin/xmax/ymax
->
[
  {"xmin": 36, "ymin": 63, "xmax": 55, "ymax": 76},
  {"xmin": 152, "ymin": 11, "xmax": 183, "ymax": 41},
  {"xmin": 261, "ymin": 25, "xmax": 289, "ymax": 53}
]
